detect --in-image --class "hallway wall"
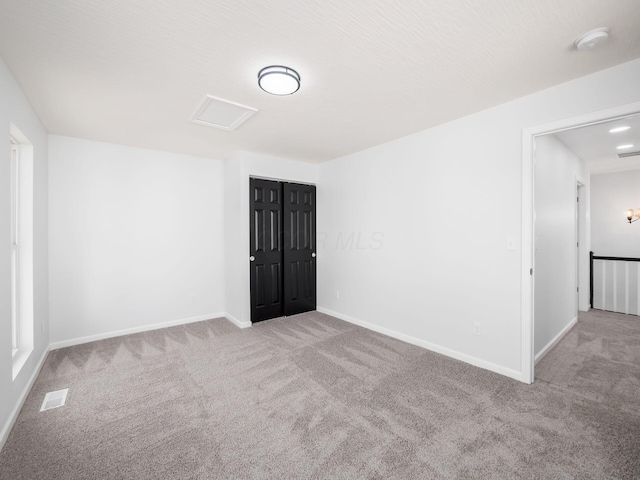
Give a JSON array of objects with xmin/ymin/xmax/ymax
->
[
  {"xmin": 534, "ymin": 135, "xmax": 589, "ymax": 360},
  {"xmin": 591, "ymin": 169, "xmax": 640, "ymax": 257}
]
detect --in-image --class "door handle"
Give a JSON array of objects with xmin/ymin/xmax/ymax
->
[
  {"xmin": 311, "ymin": 252, "xmax": 316, "ymax": 258},
  {"xmin": 249, "ymin": 256, "xmax": 255, "ymax": 262}
]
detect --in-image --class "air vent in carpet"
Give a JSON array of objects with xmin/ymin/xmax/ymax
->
[
  {"xmin": 40, "ymin": 389, "xmax": 69, "ymax": 412},
  {"xmin": 190, "ymin": 95, "xmax": 258, "ymax": 131}
]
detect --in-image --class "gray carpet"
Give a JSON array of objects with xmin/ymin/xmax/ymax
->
[{"xmin": 1, "ymin": 309, "xmax": 639, "ymax": 479}]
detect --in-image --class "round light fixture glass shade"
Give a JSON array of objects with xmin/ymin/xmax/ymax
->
[{"xmin": 258, "ymin": 66, "xmax": 300, "ymax": 95}]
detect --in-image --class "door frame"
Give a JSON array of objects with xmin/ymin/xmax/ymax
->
[
  {"xmin": 576, "ymin": 180, "xmax": 584, "ymax": 318},
  {"xmin": 521, "ymin": 101, "xmax": 640, "ymax": 384}
]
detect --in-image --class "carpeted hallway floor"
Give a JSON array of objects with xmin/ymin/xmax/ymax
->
[{"xmin": 0, "ymin": 309, "xmax": 639, "ymax": 479}]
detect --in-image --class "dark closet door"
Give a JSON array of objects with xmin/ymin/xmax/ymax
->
[
  {"xmin": 283, "ymin": 182, "xmax": 316, "ymax": 316},
  {"xmin": 250, "ymin": 178, "xmax": 284, "ymax": 323}
]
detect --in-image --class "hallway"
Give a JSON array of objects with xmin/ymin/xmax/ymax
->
[
  {"xmin": 536, "ymin": 309, "xmax": 640, "ymax": 411},
  {"xmin": 535, "ymin": 309, "xmax": 640, "ymax": 477}
]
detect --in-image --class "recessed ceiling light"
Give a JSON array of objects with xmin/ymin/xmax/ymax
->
[
  {"xmin": 617, "ymin": 144, "xmax": 635, "ymax": 150},
  {"xmin": 575, "ymin": 27, "xmax": 609, "ymax": 51},
  {"xmin": 609, "ymin": 126, "xmax": 631, "ymax": 133},
  {"xmin": 258, "ymin": 66, "xmax": 300, "ymax": 95}
]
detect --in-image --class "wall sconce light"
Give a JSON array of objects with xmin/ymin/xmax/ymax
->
[{"xmin": 626, "ymin": 208, "xmax": 640, "ymax": 223}]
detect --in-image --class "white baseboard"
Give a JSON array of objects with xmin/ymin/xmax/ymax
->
[
  {"xmin": 535, "ymin": 316, "xmax": 577, "ymax": 365},
  {"xmin": 225, "ymin": 313, "xmax": 252, "ymax": 329},
  {"xmin": 317, "ymin": 307, "xmax": 525, "ymax": 383},
  {"xmin": 49, "ymin": 312, "xmax": 227, "ymax": 350},
  {"xmin": 0, "ymin": 346, "xmax": 49, "ymax": 452},
  {"xmin": 2, "ymin": 311, "xmax": 250, "ymax": 454}
]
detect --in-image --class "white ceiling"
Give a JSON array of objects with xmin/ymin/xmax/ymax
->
[
  {"xmin": 554, "ymin": 114, "xmax": 640, "ymax": 174},
  {"xmin": 1, "ymin": 0, "xmax": 640, "ymax": 163}
]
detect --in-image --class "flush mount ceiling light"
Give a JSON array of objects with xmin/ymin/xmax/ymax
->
[
  {"xmin": 609, "ymin": 126, "xmax": 631, "ymax": 133},
  {"xmin": 617, "ymin": 144, "xmax": 635, "ymax": 150},
  {"xmin": 258, "ymin": 66, "xmax": 300, "ymax": 95},
  {"xmin": 575, "ymin": 27, "xmax": 610, "ymax": 50}
]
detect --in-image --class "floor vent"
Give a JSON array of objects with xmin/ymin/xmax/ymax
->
[{"xmin": 40, "ymin": 389, "xmax": 69, "ymax": 412}]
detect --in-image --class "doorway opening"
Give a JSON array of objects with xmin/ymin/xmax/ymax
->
[{"xmin": 521, "ymin": 101, "xmax": 640, "ymax": 384}]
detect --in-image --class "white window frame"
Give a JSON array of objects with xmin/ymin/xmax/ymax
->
[
  {"xmin": 10, "ymin": 139, "xmax": 20, "ymax": 357},
  {"xmin": 10, "ymin": 124, "xmax": 34, "ymax": 381}
]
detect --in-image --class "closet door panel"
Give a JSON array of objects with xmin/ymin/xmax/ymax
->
[
  {"xmin": 250, "ymin": 178, "xmax": 284, "ymax": 322},
  {"xmin": 283, "ymin": 182, "xmax": 316, "ymax": 316}
]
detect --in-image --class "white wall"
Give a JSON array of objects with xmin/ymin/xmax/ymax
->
[
  {"xmin": 534, "ymin": 135, "xmax": 589, "ymax": 359},
  {"xmin": 591, "ymin": 169, "xmax": 640, "ymax": 257},
  {"xmin": 224, "ymin": 154, "xmax": 246, "ymax": 326},
  {"xmin": 49, "ymin": 136, "xmax": 225, "ymax": 346},
  {"xmin": 590, "ymin": 169, "xmax": 640, "ymax": 314},
  {"xmin": 317, "ymin": 58, "xmax": 640, "ymax": 381},
  {"xmin": 0, "ymin": 58, "xmax": 49, "ymax": 447},
  {"xmin": 224, "ymin": 151, "xmax": 318, "ymax": 326}
]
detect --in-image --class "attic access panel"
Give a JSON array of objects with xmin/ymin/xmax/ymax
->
[{"xmin": 190, "ymin": 95, "xmax": 257, "ymax": 131}]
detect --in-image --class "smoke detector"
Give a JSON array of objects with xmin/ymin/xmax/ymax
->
[{"xmin": 575, "ymin": 28, "xmax": 609, "ymax": 51}]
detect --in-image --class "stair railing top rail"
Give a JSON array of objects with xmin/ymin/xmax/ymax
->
[{"xmin": 592, "ymin": 255, "xmax": 640, "ymax": 262}]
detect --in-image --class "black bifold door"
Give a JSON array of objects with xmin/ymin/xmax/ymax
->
[{"xmin": 250, "ymin": 178, "xmax": 316, "ymax": 323}]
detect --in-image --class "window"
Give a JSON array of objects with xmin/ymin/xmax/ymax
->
[
  {"xmin": 10, "ymin": 140, "xmax": 19, "ymax": 356},
  {"xmin": 10, "ymin": 124, "xmax": 34, "ymax": 380}
]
